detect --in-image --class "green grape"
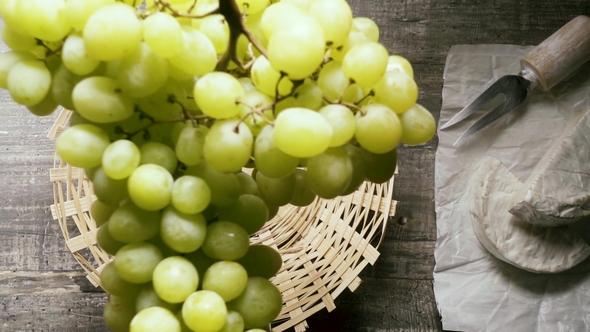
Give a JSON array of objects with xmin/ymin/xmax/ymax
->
[
  {"xmin": 256, "ymin": 171, "xmax": 295, "ymax": 206},
  {"xmin": 330, "ymin": 29, "xmax": 368, "ymax": 63},
  {"xmin": 342, "ymin": 42, "xmax": 389, "ymax": 88},
  {"xmin": 281, "ymin": 0, "xmax": 311, "ymax": 10},
  {"xmin": 130, "ymin": 307, "xmax": 181, "ymax": 332},
  {"xmin": 100, "ymin": 261, "xmax": 142, "ymax": 298},
  {"xmin": 143, "ymin": 12, "xmax": 183, "ymax": 58},
  {"xmin": 128, "ymin": 164, "xmax": 174, "ymax": 211},
  {"xmin": 184, "ymin": 249, "xmax": 218, "ymax": 284},
  {"xmin": 290, "ymin": 169, "xmax": 316, "ymax": 207},
  {"xmin": 198, "ymin": 14, "xmax": 230, "ymax": 55},
  {"xmin": 96, "ymin": 222, "xmax": 126, "ymax": 256},
  {"xmin": 175, "ymin": 125, "xmax": 208, "ymax": 166},
  {"xmin": 185, "ymin": 162, "xmax": 241, "ymax": 207},
  {"xmin": 26, "ymin": 92, "xmax": 59, "ymax": 117},
  {"xmin": 102, "ymin": 140, "xmax": 141, "ymax": 180},
  {"xmin": 152, "ymin": 256, "xmax": 199, "ymax": 304},
  {"xmin": 175, "ymin": 310, "xmax": 192, "ymax": 332},
  {"xmin": 273, "ymin": 107, "xmax": 333, "ymax": 158},
  {"xmin": 217, "ymin": 194, "xmax": 268, "ymax": 235},
  {"xmin": 16, "ymin": 0, "xmax": 70, "ymax": 42},
  {"xmin": 136, "ymin": 79, "xmax": 185, "ymax": 121},
  {"xmin": 260, "ymin": 2, "xmax": 306, "ymax": 40},
  {"xmin": 0, "ymin": 0, "xmax": 30, "ymax": 36},
  {"xmin": 318, "ymin": 104, "xmax": 356, "ymax": 147},
  {"xmin": 7, "ymin": 59, "xmax": 51, "ymax": 106},
  {"xmin": 306, "ymin": 147, "xmax": 353, "ymax": 199},
  {"xmin": 236, "ymin": 245, "xmax": 282, "ymax": 279},
  {"xmin": 160, "ymin": 206, "xmax": 207, "ymax": 253},
  {"xmin": 203, "ymin": 120, "xmax": 254, "ymax": 173},
  {"xmin": 166, "ymin": 61, "xmax": 193, "ymax": 82},
  {"xmin": 83, "ymin": 3, "xmax": 143, "ymax": 61},
  {"xmin": 219, "ymin": 311, "xmax": 245, "ymax": 332},
  {"xmin": 62, "ymin": 33, "xmax": 100, "ymax": 76},
  {"xmin": 202, "ymin": 261, "xmax": 248, "ymax": 302},
  {"xmin": 92, "ymin": 167, "xmax": 129, "ymax": 206},
  {"xmin": 267, "ymin": 203, "xmax": 279, "ymax": 220},
  {"xmin": 72, "ymin": 76, "xmax": 135, "ymax": 123},
  {"xmin": 139, "ymin": 142, "xmax": 178, "ymax": 174},
  {"xmin": 91, "ymin": 199, "xmax": 118, "ymax": 227},
  {"xmin": 136, "ymin": 283, "xmax": 182, "ymax": 313},
  {"xmin": 104, "ymin": 295, "xmax": 137, "ymax": 332},
  {"xmin": 113, "ymin": 42, "xmax": 169, "ymax": 98},
  {"xmin": 355, "ymin": 104, "xmax": 402, "ymax": 154},
  {"xmin": 1, "ymin": 25, "xmax": 36, "ymax": 52},
  {"xmin": 236, "ymin": 172, "xmax": 259, "ymax": 196},
  {"xmin": 236, "ymin": 0, "xmax": 270, "ymax": 14},
  {"xmin": 254, "ymin": 125, "xmax": 299, "ymax": 179},
  {"xmin": 251, "ymin": 56, "xmax": 293, "ymax": 97},
  {"xmin": 361, "ymin": 148, "xmax": 397, "ymax": 184},
  {"xmin": 316, "ymin": 61, "xmax": 364, "ymax": 103},
  {"xmin": 228, "ymin": 277, "xmax": 282, "ymax": 330},
  {"xmin": 290, "ymin": 82, "xmax": 323, "ymax": 111},
  {"xmin": 182, "ymin": 290, "xmax": 228, "ymax": 332},
  {"xmin": 243, "ymin": 10, "xmax": 268, "ymax": 55},
  {"xmin": 169, "ymin": 26, "xmax": 217, "ymax": 76},
  {"xmin": 0, "ymin": 51, "xmax": 36, "ymax": 89},
  {"xmin": 387, "ymin": 55, "xmax": 414, "ymax": 78},
  {"xmin": 171, "ymin": 176, "xmax": 211, "ymax": 215},
  {"xmin": 238, "ymin": 77, "xmax": 257, "ymax": 92},
  {"xmin": 108, "ymin": 202, "xmax": 161, "ymax": 244},
  {"xmin": 202, "ymin": 221, "xmax": 250, "ymax": 261},
  {"xmin": 341, "ymin": 144, "xmax": 366, "ymax": 195},
  {"xmin": 194, "ymin": 72, "xmax": 245, "ymax": 119},
  {"xmin": 239, "ymin": 90, "xmax": 274, "ymax": 136},
  {"xmin": 352, "ymin": 17, "xmax": 380, "ymax": 42},
  {"xmin": 267, "ymin": 15, "xmax": 326, "ymax": 80},
  {"xmin": 372, "ymin": 70, "xmax": 418, "ymax": 114},
  {"xmin": 308, "ymin": 0, "xmax": 353, "ymax": 47},
  {"xmin": 115, "ymin": 242, "xmax": 164, "ymax": 284},
  {"xmin": 399, "ymin": 103, "xmax": 436, "ymax": 145},
  {"xmin": 51, "ymin": 63, "xmax": 86, "ymax": 111},
  {"xmin": 56, "ymin": 124, "xmax": 110, "ymax": 168},
  {"xmin": 65, "ymin": 0, "xmax": 115, "ymax": 31}
]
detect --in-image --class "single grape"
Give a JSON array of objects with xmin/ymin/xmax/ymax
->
[
  {"xmin": 72, "ymin": 76, "xmax": 135, "ymax": 123},
  {"xmin": 65, "ymin": 0, "xmax": 115, "ymax": 31},
  {"xmin": 352, "ymin": 17, "xmax": 380, "ymax": 42},
  {"xmin": 194, "ymin": 72, "xmax": 245, "ymax": 119},
  {"xmin": 273, "ymin": 108, "xmax": 333, "ymax": 158},
  {"xmin": 203, "ymin": 120, "xmax": 254, "ymax": 174},
  {"xmin": 0, "ymin": 51, "xmax": 36, "ymax": 89},
  {"xmin": 0, "ymin": 0, "xmax": 31, "ymax": 36},
  {"xmin": 372, "ymin": 71, "xmax": 418, "ymax": 114},
  {"xmin": 143, "ymin": 12, "xmax": 184, "ymax": 58},
  {"xmin": 160, "ymin": 206, "xmax": 207, "ymax": 253},
  {"xmin": 135, "ymin": 283, "xmax": 181, "ymax": 313},
  {"xmin": 342, "ymin": 42, "xmax": 389, "ymax": 88},
  {"xmin": 256, "ymin": 171, "xmax": 296, "ymax": 207},
  {"xmin": 169, "ymin": 26, "xmax": 217, "ymax": 76},
  {"xmin": 138, "ymin": 142, "xmax": 178, "ymax": 174},
  {"xmin": 399, "ymin": 103, "xmax": 437, "ymax": 145},
  {"xmin": 355, "ymin": 104, "xmax": 402, "ymax": 154},
  {"xmin": 254, "ymin": 125, "xmax": 299, "ymax": 179},
  {"xmin": 96, "ymin": 223, "xmax": 126, "ymax": 256},
  {"xmin": 306, "ymin": 147, "xmax": 353, "ymax": 199},
  {"xmin": 104, "ymin": 295, "xmax": 136, "ymax": 332},
  {"xmin": 317, "ymin": 60, "xmax": 365, "ymax": 103},
  {"xmin": 318, "ymin": 104, "xmax": 356, "ymax": 147},
  {"xmin": 182, "ymin": 291, "xmax": 228, "ymax": 332},
  {"xmin": 7, "ymin": 59, "xmax": 51, "ymax": 106},
  {"xmin": 361, "ymin": 148, "xmax": 398, "ymax": 184},
  {"xmin": 290, "ymin": 169, "xmax": 317, "ymax": 207},
  {"xmin": 290, "ymin": 82, "xmax": 323, "ymax": 111},
  {"xmin": 197, "ymin": 14, "xmax": 230, "ymax": 55},
  {"xmin": 112, "ymin": 42, "xmax": 169, "ymax": 98},
  {"xmin": 102, "ymin": 140, "xmax": 141, "ymax": 180},
  {"xmin": 217, "ymin": 194, "xmax": 269, "ymax": 235},
  {"xmin": 260, "ymin": 2, "xmax": 306, "ymax": 40},
  {"xmin": 251, "ymin": 56, "xmax": 293, "ymax": 97},
  {"xmin": 1, "ymin": 25, "xmax": 37, "ymax": 52},
  {"xmin": 175, "ymin": 125, "xmax": 208, "ymax": 166},
  {"xmin": 107, "ymin": 201, "xmax": 161, "ymax": 244},
  {"xmin": 100, "ymin": 261, "xmax": 142, "ymax": 298},
  {"xmin": 62, "ymin": 33, "xmax": 101, "ymax": 76},
  {"xmin": 308, "ymin": 0, "xmax": 353, "ymax": 47},
  {"xmin": 219, "ymin": 311, "xmax": 246, "ymax": 332},
  {"xmin": 152, "ymin": 256, "xmax": 199, "ymax": 304},
  {"xmin": 330, "ymin": 29, "xmax": 368, "ymax": 63},
  {"xmin": 115, "ymin": 242, "xmax": 164, "ymax": 284},
  {"xmin": 236, "ymin": 245, "xmax": 283, "ymax": 279},
  {"xmin": 128, "ymin": 164, "xmax": 174, "ymax": 211},
  {"xmin": 92, "ymin": 167, "xmax": 129, "ymax": 206},
  {"xmin": 341, "ymin": 144, "xmax": 366, "ymax": 195},
  {"xmin": 171, "ymin": 176, "xmax": 211, "ymax": 215},
  {"xmin": 16, "ymin": 0, "xmax": 70, "ymax": 42},
  {"xmin": 228, "ymin": 277, "xmax": 283, "ymax": 329},
  {"xmin": 386, "ymin": 55, "xmax": 414, "ymax": 78},
  {"xmin": 201, "ymin": 221, "xmax": 250, "ymax": 261},
  {"xmin": 90, "ymin": 199, "xmax": 118, "ymax": 227},
  {"xmin": 56, "ymin": 124, "xmax": 110, "ymax": 169},
  {"xmin": 236, "ymin": 172, "xmax": 259, "ymax": 196},
  {"xmin": 202, "ymin": 261, "xmax": 248, "ymax": 302},
  {"xmin": 130, "ymin": 307, "xmax": 181, "ymax": 332}
]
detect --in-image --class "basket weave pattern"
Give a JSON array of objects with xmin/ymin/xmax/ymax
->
[{"xmin": 48, "ymin": 109, "xmax": 398, "ymax": 332}]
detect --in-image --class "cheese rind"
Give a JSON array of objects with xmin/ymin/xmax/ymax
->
[
  {"xmin": 470, "ymin": 155, "xmax": 590, "ymax": 273},
  {"xmin": 509, "ymin": 107, "xmax": 590, "ymax": 226}
]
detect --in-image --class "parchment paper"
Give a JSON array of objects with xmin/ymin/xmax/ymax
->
[{"xmin": 433, "ymin": 44, "xmax": 590, "ymax": 332}]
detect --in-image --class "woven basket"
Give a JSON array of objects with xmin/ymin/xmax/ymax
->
[{"xmin": 48, "ymin": 108, "xmax": 398, "ymax": 332}]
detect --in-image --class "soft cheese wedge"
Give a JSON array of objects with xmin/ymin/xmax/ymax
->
[
  {"xmin": 470, "ymin": 155, "xmax": 590, "ymax": 273},
  {"xmin": 510, "ymin": 107, "xmax": 590, "ymax": 226}
]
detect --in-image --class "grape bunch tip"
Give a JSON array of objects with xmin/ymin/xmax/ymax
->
[{"xmin": 0, "ymin": 0, "xmax": 436, "ymax": 331}]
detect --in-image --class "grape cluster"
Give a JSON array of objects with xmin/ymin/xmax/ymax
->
[{"xmin": 0, "ymin": 0, "xmax": 436, "ymax": 331}]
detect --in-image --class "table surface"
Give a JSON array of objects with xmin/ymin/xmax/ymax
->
[{"xmin": 2, "ymin": 1, "xmax": 589, "ymax": 331}]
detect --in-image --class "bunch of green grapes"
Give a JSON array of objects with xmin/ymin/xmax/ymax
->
[{"xmin": 0, "ymin": 0, "xmax": 436, "ymax": 331}]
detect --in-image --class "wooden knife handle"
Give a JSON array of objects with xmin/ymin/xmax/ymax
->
[{"xmin": 520, "ymin": 15, "xmax": 590, "ymax": 92}]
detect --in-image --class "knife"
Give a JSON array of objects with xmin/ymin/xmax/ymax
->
[{"xmin": 441, "ymin": 15, "xmax": 590, "ymax": 146}]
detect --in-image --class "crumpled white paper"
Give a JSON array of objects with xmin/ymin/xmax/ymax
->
[{"xmin": 433, "ymin": 44, "xmax": 590, "ymax": 332}]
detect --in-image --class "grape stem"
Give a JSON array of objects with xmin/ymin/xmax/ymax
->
[{"xmin": 322, "ymin": 96, "xmax": 363, "ymax": 112}]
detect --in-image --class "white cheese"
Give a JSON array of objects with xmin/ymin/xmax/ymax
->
[
  {"xmin": 470, "ymin": 155, "xmax": 590, "ymax": 273},
  {"xmin": 509, "ymin": 107, "xmax": 590, "ymax": 226}
]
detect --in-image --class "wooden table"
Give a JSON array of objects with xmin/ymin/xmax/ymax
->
[{"xmin": 1, "ymin": 1, "xmax": 589, "ymax": 331}]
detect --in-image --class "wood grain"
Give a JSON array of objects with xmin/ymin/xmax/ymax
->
[{"xmin": 1, "ymin": 1, "xmax": 590, "ymax": 331}]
